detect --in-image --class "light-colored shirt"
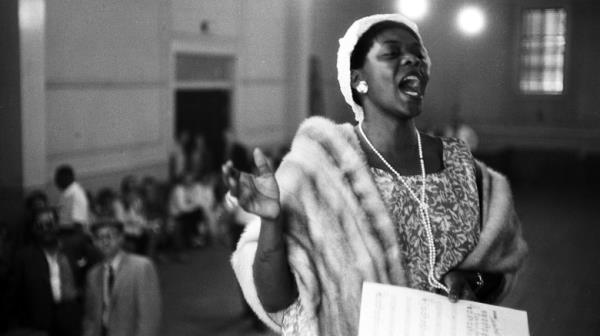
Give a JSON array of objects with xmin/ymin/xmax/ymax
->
[
  {"xmin": 114, "ymin": 199, "xmax": 147, "ymax": 236},
  {"xmin": 57, "ymin": 182, "xmax": 90, "ymax": 228},
  {"xmin": 168, "ymin": 183, "xmax": 213, "ymax": 216},
  {"xmin": 44, "ymin": 251, "xmax": 62, "ymax": 303}
]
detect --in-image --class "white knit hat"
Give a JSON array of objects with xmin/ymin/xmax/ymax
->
[{"xmin": 337, "ymin": 14, "xmax": 430, "ymax": 123}]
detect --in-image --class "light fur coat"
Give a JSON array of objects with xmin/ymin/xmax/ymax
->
[{"xmin": 231, "ymin": 117, "xmax": 528, "ymax": 335}]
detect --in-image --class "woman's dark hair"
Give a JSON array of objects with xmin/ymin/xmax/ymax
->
[{"xmin": 349, "ymin": 20, "xmax": 421, "ymax": 105}]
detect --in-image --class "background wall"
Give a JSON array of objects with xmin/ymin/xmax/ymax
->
[
  {"xmin": 37, "ymin": 0, "xmax": 312, "ymax": 195},
  {"xmin": 170, "ymin": 0, "xmax": 311, "ymax": 151},
  {"xmin": 0, "ymin": 0, "xmax": 46, "ymax": 222},
  {"xmin": 45, "ymin": 0, "xmax": 171, "ymax": 192},
  {"xmin": 6, "ymin": 0, "xmax": 599, "ymax": 199},
  {"xmin": 235, "ymin": 0, "xmax": 290, "ymax": 147},
  {"xmin": 234, "ymin": 0, "xmax": 312, "ymax": 148},
  {"xmin": 423, "ymin": 0, "xmax": 600, "ymax": 152},
  {"xmin": 311, "ymin": 0, "xmax": 600, "ymax": 153}
]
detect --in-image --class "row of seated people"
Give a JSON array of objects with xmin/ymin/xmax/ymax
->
[
  {"xmin": 0, "ymin": 164, "xmax": 244, "ymax": 336},
  {"xmin": 92, "ymin": 172, "xmax": 219, "ymax": 261}
]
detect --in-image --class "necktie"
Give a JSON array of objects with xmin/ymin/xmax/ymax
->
[
  {"xmin": 108, "ymin": 265, "xmax": 115, "ymax": 294},
  {"xmin": 102, "ymin": 264, "xmax": 115, "ymax": 335}
]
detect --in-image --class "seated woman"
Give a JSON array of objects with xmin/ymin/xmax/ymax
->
[
  {"xmin": 223, "ymin": 13, "xmax": 528, "ymax": 336},
  {"xmin": 115, "ymin": 176, "xmax": 158, "ymax": 256},
  {"xmin": 140, "ymin": 177, "xmax": 168, "ymax": 234},
  {"xmin": 140, "ymin": 177, "xmax": 170, "ymax": 258},
  {"xmin": 168, "ymin": 170, "xmax": 211, "ymax": 247}
]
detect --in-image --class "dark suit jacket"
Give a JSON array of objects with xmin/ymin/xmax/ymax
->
[
  {"xmin": 7, "ymin": 245, "xmax": 81, "ymax": 335},
  {"xmin": 57, "ymin": 228, "xmax": 103, "ymax": 290},
  {"xmin": 83, "ymin": 253, "xmax": 161, "ymax": 336}
]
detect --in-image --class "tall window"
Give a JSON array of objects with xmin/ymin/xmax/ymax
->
[{"xmin": 519, "ymin": 8, "xmax": 567, "ymax": 95}]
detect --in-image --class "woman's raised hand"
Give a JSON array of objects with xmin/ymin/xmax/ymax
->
[{"xmin": 222, "ymin": 148, "xmax": 281, "ymax": 220}]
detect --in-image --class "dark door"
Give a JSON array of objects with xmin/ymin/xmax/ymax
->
[{"xmin": 175, "ymin": 89, "xmax": 230, "ymax": 173}]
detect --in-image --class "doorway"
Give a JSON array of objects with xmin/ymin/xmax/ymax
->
[{"xmin": 175, "ymin": 89, "xmax": 230, "ymax": 173}]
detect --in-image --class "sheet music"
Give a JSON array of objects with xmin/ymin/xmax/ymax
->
[{"xmin": 358, "ymin": 282, "xmax": 530, "ymax": 336}]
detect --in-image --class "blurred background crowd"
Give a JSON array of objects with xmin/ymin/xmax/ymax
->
[
  {"xmin": 0, "ymin": 130, "xmax": 288, "ymax": 335},
  {"xmin": 1, "ymin": 0, "xmax": 600, "ymax": 335}
]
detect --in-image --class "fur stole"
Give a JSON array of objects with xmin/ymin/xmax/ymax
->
[{"xmin": 231, "ymin": 116, "xmax": 527, "ymax": 335}]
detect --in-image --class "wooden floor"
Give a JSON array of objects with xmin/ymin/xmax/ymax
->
[
  {"xmin": 158, "ymin": 246, "xmax": 276, "ymax": 336},
  {"xmin": 158, "ymin": 180, "xmax": 600, "ymax": 336},
  {"xmin": 503, "ymin": 182, "xmax": 600, "ymax": 336}
]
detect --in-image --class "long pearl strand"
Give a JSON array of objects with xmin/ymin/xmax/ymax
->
[{"xmin": 358, "ymin": 123, "xmax": 449, "ymax": 294}]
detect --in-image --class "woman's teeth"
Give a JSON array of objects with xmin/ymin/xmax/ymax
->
[{"xmin": 399, "ymin": 75, "xmax": 422, "ymax": 97}]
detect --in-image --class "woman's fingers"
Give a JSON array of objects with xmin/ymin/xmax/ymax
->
[
  {"xmin": 221, "ymin": 152, "xmax": 280, "ymax": 219},
  {"xmin": 222, "ymin": 161, "xmax": 242, "ymax": 196},
  {"xmin": 444, "ymin": 270, "xmax": 477, "ymax": 302},
  {"xmin": 448, "ymin": 282, "xmax": 462, "ymax": 303},
  {"xmin": 224, "ymin": 167, "xmax": 257, "ymax": 206},
  {"xmin": 444, "ymin": 270, "xmax": 466, "ymax": 303},
  {"xmin": 253, "ymin": 148, "xmax": 273, "ymax": 176},
  {"xmin": 222, "ymin": 160, "xmax": 241, "ymax": 179}
]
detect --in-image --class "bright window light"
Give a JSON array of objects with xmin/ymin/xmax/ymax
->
[
  {"xmin": 457, "ymin": 5, "xmax": 486, "ymax": 36},
  {"xmin": 396, "ymin": 0, "xmax": 429, "ymax": 21},
  {"xmin": 519, "ymin": 8, "xmax": 567, "ymax": 94}
]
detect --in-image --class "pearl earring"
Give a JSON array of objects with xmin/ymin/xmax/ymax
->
[{"xmin": 356, "ymin": 81, "xmax": 368, "ymax": 94}]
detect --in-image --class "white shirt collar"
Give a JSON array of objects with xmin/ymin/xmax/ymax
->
[
  {"xmin": 105, "ymin": 251, "xmax": 124, "ymax": 272},
  {"xmin": 43, "ymin": 248, "xmax": 59, "ymax": 259}
]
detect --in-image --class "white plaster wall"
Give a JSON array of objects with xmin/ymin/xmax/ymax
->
[
  {"xmin": 47, "ymin": 88, "xmax": 162, "ymax": 153},
  {"xmin": 45, "ymin": 0, "xmax": 170, "ymax": 180},
  {"xmin": 170, "ymin": 0, "xmax": 308, "ymax": 150},
  {"xmin": 46, "ymin": 0, "xmax": 162, "ymax": 82},
  {"xmin": 172, "ymin": 0, "xmax": 240, "ymax": 37},
  {"xmin": 284, "ymin": 0, "xmax": 312, "ymax": 140},
  {"xmin": 20, "ymin": 0, "xmax": 47, "ymax": 188},
  {"xmin": 236, "ymin": 84, "xmax": 287, "ymax": 145},
  {"xmin": 236, "ymin": 0, "xmax": 288, "ymax": 147},
  {"xmin": 44, "ymin": 0, "xmax": 313, "ymax": 184}
]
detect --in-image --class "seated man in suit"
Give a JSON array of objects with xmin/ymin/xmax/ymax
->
[
  {"xmin": 7, "ymin": 206, "xmax": 82, "ymax": 336},
  {"xmin": 83, "ymin": 220, "xmax": 161, "ymax": 336}
]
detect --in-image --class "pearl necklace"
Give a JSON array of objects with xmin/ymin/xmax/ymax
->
[{"xmin": 358, "ymin": 123, "xmax": 449, "ymax": 294}]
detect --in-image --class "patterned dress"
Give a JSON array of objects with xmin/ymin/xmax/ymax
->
[
  {"xmin": 370, "ymin": 137, "xmax": 480, "ymax": 291},
  {"xmin": 278, "ymin": 137, "xmax": 480, "ymax": 335}
]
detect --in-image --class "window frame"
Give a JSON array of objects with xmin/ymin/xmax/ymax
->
[{"xmin": 514, "ymin": 1, "xmax": 572, "ymax": 99}]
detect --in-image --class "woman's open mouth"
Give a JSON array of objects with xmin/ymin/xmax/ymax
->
[{"xmin": 398, "ymin": 74, "xmax": 424, "ymax": 99}]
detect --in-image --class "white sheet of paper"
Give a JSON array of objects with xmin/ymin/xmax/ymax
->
[{"xmin": 358, "ymin": 282, "xmax": 529, "ymax": 336}]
